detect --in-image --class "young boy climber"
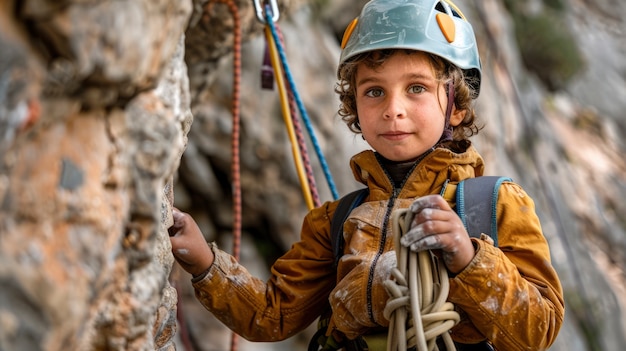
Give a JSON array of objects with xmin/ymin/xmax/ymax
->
[{"xmin": 168, "ymin": 0, "xmax": 565, "ymax": 350}]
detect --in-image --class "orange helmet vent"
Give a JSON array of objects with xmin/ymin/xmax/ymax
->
[
  {"xmin": 341, "ymin": 18, "xmax": 359, "ymax": 50},
  {"xmin": 436, "ymin": 13, "xmax": 456, "ymax": 43}
]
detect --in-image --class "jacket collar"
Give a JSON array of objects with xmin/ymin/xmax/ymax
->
[{"xmin": 349, "ymin": 145, "xmax": 485, "ymax": 200}]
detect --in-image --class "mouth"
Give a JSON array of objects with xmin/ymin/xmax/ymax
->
[{"xmin": 380, "ymin": 131, "xmax": 411, "ymax": 140}]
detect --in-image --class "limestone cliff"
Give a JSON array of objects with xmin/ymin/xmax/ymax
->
[{"xmin": 1, "ymin": 0, "xmax": 624, "ymax": 351}]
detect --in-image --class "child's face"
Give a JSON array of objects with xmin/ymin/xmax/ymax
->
[{"xmin": 355, "ymin": 51, "xmax": 461, "ymax": 162}]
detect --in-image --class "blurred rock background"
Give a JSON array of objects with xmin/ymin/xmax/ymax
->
[{"xmin": 1, "ymin": 0, "xmax": 625, "ymax": 351}]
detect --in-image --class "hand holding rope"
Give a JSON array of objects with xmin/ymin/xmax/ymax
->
[{"xmin": 384, "ymin": 209, "xmax": 461, "ymax": 351}]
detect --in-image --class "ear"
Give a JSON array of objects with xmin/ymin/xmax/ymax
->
[{"xmin": 449, "ymin": 107, "xmax": 466, "ymax": 127}]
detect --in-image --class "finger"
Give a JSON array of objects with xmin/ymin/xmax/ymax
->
[
  {"xmin": 168, "ymin": 208, "xmax": 186, "ymax": 236},
  {"xmin": 412, "ymin": 207, "xmax": 444, "ymax": 224},
  {"xmin": 408, "ymin": 194, "xmax": 448, "ymax": 214},
  {"xmin": 168, "ymin": 221, "xmax": 182, "ymax": 237},
  {"xmin": 401, "ymin": 223, "xmax": 427, "ymax": 247},
  {"xmin": 172, "ymin": 208, "xmax": 184, "ymax": 223},
  {"xmin": 401, "ymin": 215, "xmax": 459, "ymax": 250},
  {"xmin": 409, "ymin": 234, "xmax": 444, "ymax": 252},
  {"xmin": 401, "ymin": 220, "xmax": 445, "ymax": 250},
  {"xmin": 401, "ymin": 207, "xmax": 445, "ymax": 244}
]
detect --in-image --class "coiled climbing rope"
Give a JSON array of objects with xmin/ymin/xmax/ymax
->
[{"xmin": 384, "ymin": 209, "xmax": 461, "ymax": 351}]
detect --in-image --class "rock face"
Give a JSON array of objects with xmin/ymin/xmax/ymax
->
[
  {"xmin": 0, "ymin": 0, "xmax": 192, "ymax": 350},
  {"xmin": 1, "ymin": 1, "xmax": 625, "ymax": 351}
]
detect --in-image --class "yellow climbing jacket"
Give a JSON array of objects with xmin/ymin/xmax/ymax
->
[
  {"xmin": 310, "ymin": 175, "xmax": 508, "ymax": 351},
  {"xmin": 191, "ymin": 145, "xmax": 564, "ymax": 351}
]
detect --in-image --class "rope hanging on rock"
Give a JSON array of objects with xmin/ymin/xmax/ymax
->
[
  {"xmin": 205, "ymin": 1, "xmax": 243, "ymax": 351},
  {"xmin": 273, "ymin": 26, "xmax": 322, "ymax": 208},
  {"xmin": 263, "ymin": 4, "xmax": 340, "ymax": 202},
  {"xmin": 384, "ymin": 209, "xmax": 461, "ymax": 351},
  {"xmin": 264, "ymin": 24, "xmax": 316, "ymax": 209}
]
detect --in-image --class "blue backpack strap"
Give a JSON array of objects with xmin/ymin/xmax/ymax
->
[
  {"xmin": 456, "ymin": 176, "xmax": 511, "ymax": 247},
  {"xmin": 331, "ymin": 188, "xmax": 369, "ymax": 268}
]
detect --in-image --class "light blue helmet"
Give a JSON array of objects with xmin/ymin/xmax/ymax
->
[{"xmin": 339, "ymin": 0, "xmax": 482, "ymax": 95}]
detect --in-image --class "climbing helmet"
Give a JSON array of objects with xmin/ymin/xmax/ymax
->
[{"xmin": 339, "ymin": 0, "xmax": 482, "ymax": 95}]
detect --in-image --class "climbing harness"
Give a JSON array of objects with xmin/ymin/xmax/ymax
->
[{"xmin": 384, "ymin": 208, "xmax": 460, "ymax": 351}]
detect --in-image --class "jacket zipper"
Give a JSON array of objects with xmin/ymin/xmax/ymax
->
[
  {"xmin": 366, "ymin": 186, "xmax": 399, "ymax": 325},
  {"xmin": 366, "ymin": 149, "xmax": 433, "ymax": 325}
]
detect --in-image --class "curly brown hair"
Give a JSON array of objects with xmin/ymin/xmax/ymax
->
[{"xmin": 336, "ymin": 49, "xmax": 481, "ymax": 150}]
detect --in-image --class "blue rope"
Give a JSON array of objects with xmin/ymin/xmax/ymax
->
[{"xmin": 265, "ymin": 7, "xmax": 339, "ymax": 200}]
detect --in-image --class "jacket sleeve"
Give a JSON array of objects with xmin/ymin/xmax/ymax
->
[
  {"xmin": 191, "ymin": 202, "xmax": 338, "ymax": 342},
  {"xmin": 448, "ymin": 181, "xmax": 565, "ymax": 351}
]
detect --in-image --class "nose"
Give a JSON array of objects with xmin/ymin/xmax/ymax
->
[{"xmin": 383, "ymin": 93, "xmax": 406, "ymax": 119}]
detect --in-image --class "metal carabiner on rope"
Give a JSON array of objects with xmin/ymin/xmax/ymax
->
[{"xmin": 253, "ymin": 0, "xmax": 279, "ymax": 23}]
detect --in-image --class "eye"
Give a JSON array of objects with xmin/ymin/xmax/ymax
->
[
  {"xmin": 408, "ymin": 85, "xmax": 426, "ymax": 94},
  {"xmin": 365, "ymin": 87, "xmax": 384, "ymax": 98}
]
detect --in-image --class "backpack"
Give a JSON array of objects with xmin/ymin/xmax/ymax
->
[{"xmin": 312, "ymin": 176, "xmax": 510, "ymax": 351}]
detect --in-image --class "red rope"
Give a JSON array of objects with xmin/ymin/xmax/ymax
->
[
  {"xmin": 221, "ymin": 2, "xmax": 242, "ymax": 351},
  {"xmin": 204, "ymin": 2, "xmax": 242, "ymax": 351}
]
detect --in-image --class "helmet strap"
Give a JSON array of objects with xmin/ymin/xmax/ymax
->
[{"xmin": 439, "ymin": 80, "xmax": 455, "ymax": 143}]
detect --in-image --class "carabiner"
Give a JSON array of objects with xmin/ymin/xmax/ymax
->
[{"xmin": 253, "ymin": 0, "xmax": 280, "ymax": 24}]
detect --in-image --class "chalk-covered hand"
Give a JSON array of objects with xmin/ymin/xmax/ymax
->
[
  {"xmin": 400, "ymin": 195, "xmax": 476, "ymax": 274},
  {"xmin": 168, "ymin": 208, "xmax": 214, "ymax": 277}
]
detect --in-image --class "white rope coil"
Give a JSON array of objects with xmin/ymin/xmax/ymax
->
[{"xmin": 383, "ymin": 209, "xmax": 461, "ymax": 351}]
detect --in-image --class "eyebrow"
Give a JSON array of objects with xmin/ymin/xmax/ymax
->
[{"xmin": 356, "ymin": 72, "xmax": 435, "ymax": 87}]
